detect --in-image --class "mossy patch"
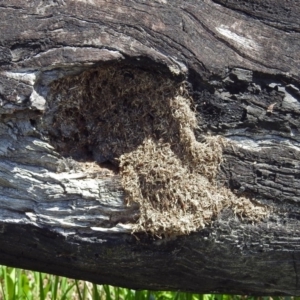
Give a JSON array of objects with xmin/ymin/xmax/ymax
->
[{"xmin": 45, "ymin": 62, "xmax": 268, "ymax": 236}]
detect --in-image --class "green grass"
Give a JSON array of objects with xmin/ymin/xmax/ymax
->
[{"xmin": 0, "ymin": 265, "xmax": 298, "ymax": 300}]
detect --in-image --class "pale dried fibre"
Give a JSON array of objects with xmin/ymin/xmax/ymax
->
[
  {"xmin": 119, "ymin": 86, "xmax": 268, "ymax": 236},
  {"xmin": 47, "ymin": 63, "xmax": 268, "ymax": 237}
]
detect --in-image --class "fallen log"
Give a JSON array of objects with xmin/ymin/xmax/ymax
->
[{"xmin": 0, "ymin": 0, "xmax": 300, "ymax": 295}]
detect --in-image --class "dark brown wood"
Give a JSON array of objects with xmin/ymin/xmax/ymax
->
[{"xmin": 0, "ymin": 0, "xmax": 300, "ymax": 295}]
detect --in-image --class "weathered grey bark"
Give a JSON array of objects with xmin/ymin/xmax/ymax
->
[{"xmin": 1, "ymin": 0, "xmax": 300, "ymax": 295}]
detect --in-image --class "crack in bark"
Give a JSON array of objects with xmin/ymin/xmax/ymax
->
[
  {"xmin": 181, "ymin": 7, "xmax": 283, "ymax": 72},
  {"xmin": 210, "ymin": 0, "xmax": 300, "ymax": 34}
]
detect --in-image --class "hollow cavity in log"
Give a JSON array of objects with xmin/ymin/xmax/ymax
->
[{"xmin": 39, "ymin": 60, "xmax": 268, "ymax": 237}]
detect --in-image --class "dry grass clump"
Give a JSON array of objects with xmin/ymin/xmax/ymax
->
[
  {"xmin": 119, "ymin": 95, "xmax": 268, "ymax": 236},
  {"xmin": 121, "ymin": 138, "xmax": 267, "ymax": 236},
  {"xmin": 46, "ymin": 62, "xmax": 268, "ymax": 236}
]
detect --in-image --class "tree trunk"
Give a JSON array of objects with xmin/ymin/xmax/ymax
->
[{"xmin": 1, "ymin": 0, "xmax": 300, "ymax": 295}]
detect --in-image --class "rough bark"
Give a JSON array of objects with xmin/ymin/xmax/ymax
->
[{"xmin": 0, "ymin": 0, "xmax": 300, "ymax": 295}]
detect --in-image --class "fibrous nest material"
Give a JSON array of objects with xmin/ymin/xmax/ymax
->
[{"xmin": 47, "ymin": 62, "xmax": 268, "ymax": 236}]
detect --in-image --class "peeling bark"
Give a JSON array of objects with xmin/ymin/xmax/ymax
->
[{"xmin": 1, "ymin": 0, "xmax": 300, "ymax": 295}]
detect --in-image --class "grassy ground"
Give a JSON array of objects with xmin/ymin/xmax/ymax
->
[{"xmin": 0, "ymin": 265, "xmax": 298, "ymax": 300}]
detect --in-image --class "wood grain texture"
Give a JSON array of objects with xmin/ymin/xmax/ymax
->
[{"xmin": 0, "ymin": 0, "xmax": 300, "ymax": 295}]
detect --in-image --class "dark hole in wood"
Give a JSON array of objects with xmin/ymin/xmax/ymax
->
[
  {"xmin": 268, "ymin": 173, "xmax": 276, "ymax": 181},
  {"xmin": 39, "ymin": 59, "xmax": 182, "ymax": 166},
  {"xmin": 29, "ymin": 119, "xmax": 36, "ymax": 126}
]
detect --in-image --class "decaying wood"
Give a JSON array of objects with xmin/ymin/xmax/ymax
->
[{"xmin": 0, "ymin": 0, "xmax": 300, "ymax": 295}]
